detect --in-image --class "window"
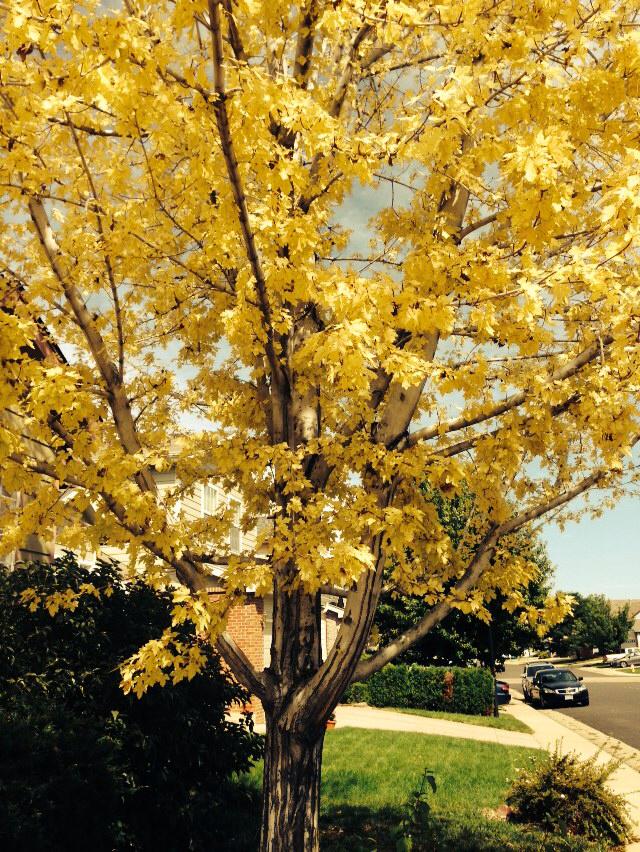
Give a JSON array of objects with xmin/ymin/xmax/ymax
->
[
  {"xmin": 202, "ymin": 484, "xmax": 219, "ymax": 516},
  {"xmin": 229, "ymin": 499, "xmax": 241, "ymax": 553}
]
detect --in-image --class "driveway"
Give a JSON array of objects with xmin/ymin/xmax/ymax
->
[{"xmin": 504, "ymin": 662, "xmax": 640, "ymax": 751}]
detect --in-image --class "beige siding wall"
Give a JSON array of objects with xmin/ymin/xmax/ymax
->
[{"xmin": 180, "ymin": 485, "xmax": 202, "ymax": 523}]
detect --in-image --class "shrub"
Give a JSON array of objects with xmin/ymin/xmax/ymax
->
[
  {"xmin": 342, "ymin": 681, "xmax": 370, "ymax": 703},
  {"xmin": 506, "ymin": 746, "xmax": 631, "ymax": 846},
  {"xmin": 0, "ymin": 554, "xmax": 263, "ymax": 852},
  {"xmin": 361, "ymin": 664, "xmax": 493, "ymax": 715}
]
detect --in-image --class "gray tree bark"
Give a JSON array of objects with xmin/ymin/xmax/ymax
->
[{"xmin": 260, "ymin": 716, "xmax": 325, "ymax": 852}]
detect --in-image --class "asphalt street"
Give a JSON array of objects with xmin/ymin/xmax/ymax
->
[{"xmin": 503, "ymin": 662, "xmax": 640, "ymax": 751}]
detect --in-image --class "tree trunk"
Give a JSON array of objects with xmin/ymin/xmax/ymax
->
[{"xmin": 260, "ymin": 714, "xmax": 325, "ymax": 852}]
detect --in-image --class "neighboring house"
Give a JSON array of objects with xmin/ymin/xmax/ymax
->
[
  {"xmin": 2, "ymin": 445, "xmax": 344, "ymax": 719},
  {"xmin": 0, "ymin": 303, "xmax": 68, "ymax": 567},
  {"xmin": 610, "ymin": 599, "xmax": 640, "ymax": 649}
]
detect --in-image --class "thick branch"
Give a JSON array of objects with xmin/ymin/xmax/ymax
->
[
  {"xmin": 373, "ymin": 151, "xmax": 471, "ymax": 449},
  {"xmin": 5, "ymin": 451, "xmax": 207, "ymax": 591},
  {"xmin": 405, "ymin": 335, "xmax": 613, "ymax": 448},
  {"xmin": 216, "ymin": 631, "xmax": 267, "ymax": 698},
  {"xmin": 6, "ymin": 440, "xmax": 265, "ymax": 695},
  {"xmin": 432, "ymin": 392, "xmax": 582, "ymax": 460},
  {"xmin": 328, "ymin": 24, "xmax": 373, "ymax": 119},
  {"xmin": 221, "ymin": 0, "xmax": 246, "ymax": 62},
  {"xmin": 27, "ymin": 197, "xmax": 156, "ymax": 495},
  {"xmin": 293, "ymin": 1, "xmax": 319, "ymax": 87},
  {"xmin": 207, "ymin": 0, "xmax": 282, "ymax": 388},
  {"xmin": 296, "ymin": 480, "xmax": 399, "ymax": 721},
  {"xmin": 353, "ymin": 449, "xmax": 636, "ymax": 682},
  {"xmin": 457, "ymin": 211, "xmax": 499, "ymax": 242},
  {"xmin": 296, "ymin": 23, "xmax": 374, "ymax": 212},
  {"xmin": 67, "ymin": 113, "xmax": 125, "ymax": 377},
  {"xmin": 353, "ymin": 526, "xmax": 500, "ymax": 681}
]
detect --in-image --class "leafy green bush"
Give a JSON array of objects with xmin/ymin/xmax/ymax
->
[
  {"xmin": 506, "ymin": 746, "xmax": 631, "ymax": 845},
  {"xmin": 342, "ymin": 681, "xmax": 370, "ymax": 703},
  {"xmin": 359, "ymin": 664, "xmax": 493, "ymax": 715},
  {"xmin": 0, "ymin": 553, "xmax": 263, "ymax": 851}
]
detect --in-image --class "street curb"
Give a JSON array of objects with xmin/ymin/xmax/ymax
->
[
  {"xmin": 506, "ymin": 690, "xmax": 640, "ymax": 773},
  {"xmin": 505, "ymin": 690, "xmax": 640, "ymax": 848},
  {"xmin": 542, "ymin": 709, "xmax": 640, "ymax": 774}
]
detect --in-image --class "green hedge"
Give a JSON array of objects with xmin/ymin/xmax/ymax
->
[
  {"xmin": 344, "ymin": 664, "xmax": 494, "ymax": 715},
  {"xmin": 342, "ymin": 681, "xmax": 371, "ymax": 704}
]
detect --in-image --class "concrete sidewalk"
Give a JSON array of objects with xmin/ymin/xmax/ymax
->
[
  {"xmin": 334, "ymin": 699, "xmax": 640, "ymax": 846},
  {"xmin": 334, "ymin": 703, "xmax": 540, "ymax": 749}
]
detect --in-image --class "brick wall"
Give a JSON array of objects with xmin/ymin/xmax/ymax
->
[{"xmin": 225, "ymin": 595, "xmax": 266, "ymax": 722}]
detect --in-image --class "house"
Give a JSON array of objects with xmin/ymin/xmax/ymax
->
[
  {"xmin": 2, "ymin": 444, "xmax": 343, "ymax": 719},
  {"xmin": 0, "ymin": 297, "xmax": 68, "ymax": 566},
  {"xmin": 610, "ymin": 599, "xmax": 640, "ymax": 649}
]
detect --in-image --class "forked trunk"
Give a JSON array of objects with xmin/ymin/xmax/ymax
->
[{"xmin": 260, "ymin": 715, "xmax": 325, "ymax": 852}]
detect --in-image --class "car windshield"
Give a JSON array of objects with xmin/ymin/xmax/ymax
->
[
  {"xmin": 539, "ymin": 671, "xmax": 578, "ymax": 685},
  {"xmin": 526, "ymin": 665, "xmax": 553, "ymax": 676}
]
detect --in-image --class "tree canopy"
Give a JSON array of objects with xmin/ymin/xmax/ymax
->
[
  {"xmin": 548, "ymin": 594, "xmax": 633, "ymax": 656},
  {"xmin": 2, "ymin": 2, "xmax": 640, "ymax": 848}
]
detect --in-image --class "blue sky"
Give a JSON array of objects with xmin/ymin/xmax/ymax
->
[{"xmin": 544, "ymin": 496, "xmax": 639, "ymax": 599}]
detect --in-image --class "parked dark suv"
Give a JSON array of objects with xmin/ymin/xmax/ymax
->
[
  {"xmin": 521, "ymin": 663, "xmax": 555, "ymax": 703},
  {"xmin": 530, "ymin": 669, "xmax": 589, "ymax": 708}
]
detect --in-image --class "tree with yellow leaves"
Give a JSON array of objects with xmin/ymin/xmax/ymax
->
[{"xmin": 2, "ymin": 2, "xmax": 640, "ymax": 848}]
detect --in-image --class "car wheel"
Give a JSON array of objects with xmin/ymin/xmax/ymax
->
[
  {"xmin": 620, "ymin": 661, "xmax": 629, "ymax": 668},
  {"xmin": 539, "ymin": 694, "xmax": 546, "ymax": 709},
  {"xmin": 581, "ymin": 696, "xmax": 590, "ymax": 707}
]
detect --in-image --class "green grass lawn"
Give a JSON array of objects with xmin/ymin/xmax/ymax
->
[
  {"xmin": 391, "ymin": 707, "xmax": 532, "ymax": 733},
  {"xmin": 228, "ymin": 728, "xmax": 607, "ymax": 851}
]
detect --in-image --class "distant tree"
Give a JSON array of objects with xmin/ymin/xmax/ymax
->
[
  {"xmin": 548, "ymin": 594, "xmax": 632, "ymax": 657},
  {"xmin": 374, "ymin": 491, "xmax": 562, "ymax": 667}
]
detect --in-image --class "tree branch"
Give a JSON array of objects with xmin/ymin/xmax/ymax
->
[
  {"xmin": 27, "ymin": 196, "xmax": 156, "ymax": 495},
  {"xmin": 405, "ymin": 335, "xmax": 613, "ymax": 448},
  {"xmin": 373, "ymin": 140, "xmax": 472, "ymax": 449},
  {"xmin": 66, "ymin": 112, "xmax": 125, "ymax": 377},
  {"xmin": 457, "ymin": 211, "xmax": 499, "ymax": 241},
  {"xmin": 221, "ymin": 0, "xmax": 246, "ymax": 63},
  {"xmin": 47, "ymin": 116, "xmax": 129, "ymax": 138},
  {"xmin": 6, "ymin": 440, "xmax": 266, "ymax": 697},
  {"xmin": 431, "ymin": 392, "xmax": 582, "ymax": 460},
  {"xmin": 353, "ymin": 525, "xmax": 500, "ymax": 681},
  {"xmin": 5, "ymin": 451, "xmax": 209, "ymax": 591},
  {"xmin": 216, "ymin": 631, "xmax": 267, "ymax": 699},
  {"xmin": 207, "ymin": 0, "xmax": 282, "ymax": 389},
  {"xmin": 328, "ymin": 24, "xmax": 373, "ymax": 119},
  {"xmin": 293, "ymin": 1, "xmax": 319, "ymax": 87},
  {"xmin": 353, "ymin": 442, "xmax": 639, "ymax": 683}
]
